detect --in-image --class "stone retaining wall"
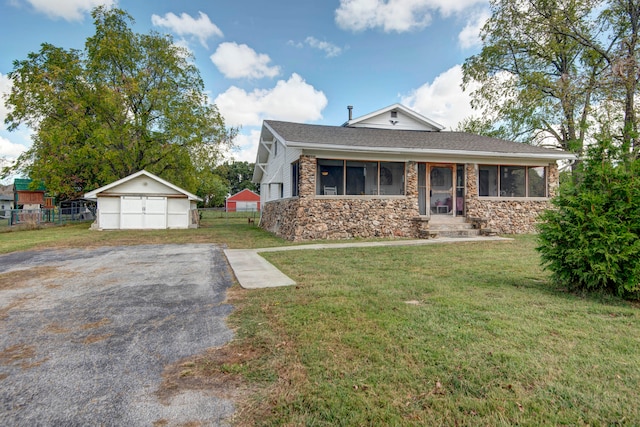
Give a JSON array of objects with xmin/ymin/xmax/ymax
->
[
  {"xmin": 260, "ymin": 197, "xmax": 420, "ymax": 241},
  {"xmin": 466, "ymin": 199, "xmax": 550, "ymax": 234}
]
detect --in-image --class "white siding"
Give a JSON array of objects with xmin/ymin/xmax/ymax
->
[
  {"xmin": 261, "ymin": 139, "xmax": 301, "ymax": 202},
  {"xmin": 351, "ymin": 110, "xmax": 436, "ymax": 131},
  {"xmin": 283, "ymin": 147, "xmax": 302, "ymax": 198},
  {"xmin": 87, "ymin": 171, "xmax": 199, "ymax": 230},
  {"xmin": 260, "ymin": 183, "xmax": 268, "ymax": 207},
  {"xmin": 105, "ymin": 175, "xmax": 182, "ymax": 196},
  {"xmin": 98, "ymin": 196, "xmax": 120, "ymax": 229}
]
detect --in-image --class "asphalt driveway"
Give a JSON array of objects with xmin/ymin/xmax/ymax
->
[{"xmin": 0, "ymin": 244, "xmax": 236, "ymax": 426}]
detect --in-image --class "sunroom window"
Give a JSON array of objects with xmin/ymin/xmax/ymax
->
[
  {"xmin": 291, "ymin": 161, "xmax": 300, "ymax": 197},
  {"xmin": 500, "ymin": 166, "xmax": 525, "ymax": 197},
  {"xmin": 528, "ymin": 167, "xmax": 546, "ymax": 197},
  {"xmin": 346, "ymin": 161, "xmax": 377, "ymax": 195},
  {"xmin": 478, "ymin": 165, "xmax": 547, "ymax": 198},
  {"xmin": 316, "ymin": 159, "xmax": 405, "ymax": 196},
  {"xmin": 317, "ymin": 159, "xmax": 344, "ymax": 195}
]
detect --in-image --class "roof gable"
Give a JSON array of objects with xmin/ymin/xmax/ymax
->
[
  {"xmin": 345, "ymin": 104, "xmax": 444, "ymax": 131},
  {"xmin": 84, "ymin": 170, "xmax": 201, "ymax": 201},
  {"xmin": 227, "ymin": 188, "xmax": 260, "ymax": 201}
]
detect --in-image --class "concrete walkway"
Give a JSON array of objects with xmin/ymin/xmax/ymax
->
[{"xmin": 224, "ymin": 236, "xmax": 511, "ymax": 289}]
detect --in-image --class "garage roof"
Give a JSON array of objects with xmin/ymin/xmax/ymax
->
[{"xmin": 84, "ymin": 170, "xmax": 202, "ymax": 201}]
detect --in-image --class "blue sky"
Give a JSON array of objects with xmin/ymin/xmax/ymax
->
[{"xmin": 0, "ymin": 0, "xmax": 489, "ymax": 176}]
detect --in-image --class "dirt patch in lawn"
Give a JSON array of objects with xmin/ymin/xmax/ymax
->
[
  {"xmin": 81, "ymin": 318, "xmax": 111, "ymax": 330},
  {"xmin": 83, "ymin": 333, "xmax": 114, "ymax": 345},
  {"xmin": 156, "ymin": 343, "xmax": 261, "ymax": 405},
  {"xmin": 0, "ymin": 343, "xmax": 36, "ymax": 366},
  {"xmin": 0, "ymin": 296, "xmax": 35, "ymax": 320},
  {"xmin": 0, "ymin": 266, "xmax": 68, "ymax": 290},
  {"xmin": 0, "ymin": 343, "xmax": 48, "ymax": 370}
]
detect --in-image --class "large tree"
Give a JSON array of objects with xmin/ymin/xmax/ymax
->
[
  {"xmin": 463, "ymin": 0, "xmax": 640, "ymax": 158},
  {"xmin": 3, "ymin": 7, "xmax": 234, "ymax": 199},
  {"xmin": 575, "ymin": 0, "xmax": 640, "ymax": 152},
  {"xmin": 463, "ymin": 0, "xmax": 606, "ymax": 156}
]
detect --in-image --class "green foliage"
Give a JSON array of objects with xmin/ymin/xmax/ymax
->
[
  {"xmin": 214, "ymin": 161, "xmax": 258, "ymax": 195},
  {"xmin": 195, "ymin": 171, "xmax": 228, "ymax": 208},
  {"xmin": 3, "ymin": 6, "xmax": 234, "ymax": 199},
  {"xmin": 463, "ymin": 0, "xmax": 640, "ymax": 153},
  {"xmin": 537, "ymin": 140, "xmax": 640, "ymax": 298},
  {"xmin": 463, "ymin": 0, "xmax": 600, "ymax": 152}
]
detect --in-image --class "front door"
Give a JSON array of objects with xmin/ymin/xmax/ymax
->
[{"xmin": 429, "ymin": 164, "xmax": 454, "ymax": 216}]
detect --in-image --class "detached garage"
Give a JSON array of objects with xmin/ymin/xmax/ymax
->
[{"xmin": 84, "ymin": 170, "xmax": 201, "ymax": 230}]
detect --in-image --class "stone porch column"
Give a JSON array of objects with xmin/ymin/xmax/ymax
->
[
  {"xmin": 405, "ymin": 161, "xmax": 418, "ymax": 198},
  {"xmin": 299, "ymin": 155, "xmax": 316, "ymax": 198}
]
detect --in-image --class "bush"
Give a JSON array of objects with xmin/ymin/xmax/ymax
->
[{"xmin": 537, "ymin": 139, "xmax": 640, "ymax": 299}]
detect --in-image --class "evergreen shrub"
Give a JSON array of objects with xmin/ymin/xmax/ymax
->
[{"xmin": 537, "ymin": 139, "xmax": 640, "ymax": 299}]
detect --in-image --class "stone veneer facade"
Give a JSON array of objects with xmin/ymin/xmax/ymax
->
[
  {"xmin": 464, "ymin": 163, "xmax": 558, "ymax": 234},
  {"xmin": 260, "ymin": 156, "xmax": 558, "ymax": 241}
]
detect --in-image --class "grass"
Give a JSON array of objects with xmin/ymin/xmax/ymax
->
[
  {"xmin": 2, "ymin": 220, "xmax": 639, "ymax": 425},
  {"xmin": 225, "ymin": 236, "xmax": 640, "ymax": 426},
  {"xmin": 0, "ymin": 212, "xmax": 286, "ymax": 254}
]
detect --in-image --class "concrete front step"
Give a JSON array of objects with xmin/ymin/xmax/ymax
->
[
  {"xmin": 432, "ymin": 229, "xmax": 481, "ymax": 238},
  {"xmin": 428, "ymin": 217, "xmax": 481, "ymax": 238},
  {"xmin": 429, "ymin": 222, "xmax": 475, "ymax": 231}
]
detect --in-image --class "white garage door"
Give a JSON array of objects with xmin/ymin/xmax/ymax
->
[
  {"xmin": 121, "ymin": 196, "xmax": 167, "ymax": 229},
  {"xmin": 236, "ymin": 201, "xmax": 258, "ymax": 212}
]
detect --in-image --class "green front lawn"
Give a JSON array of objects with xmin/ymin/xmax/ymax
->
[{"xmin": 227, "ymin": 236, "xmax": 639, "ymax": 426}]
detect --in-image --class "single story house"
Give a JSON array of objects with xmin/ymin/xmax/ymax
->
[
  {"xmin": 84, "ymin": 170, "xmax": 201, "ymax": 230},
  {"xmin": 226, "ymin": 189, "xmax": 261, "ymax": 212},
  {"xmin": 252, "ymin": 104, "xmax": 575, "ymax": 241}
]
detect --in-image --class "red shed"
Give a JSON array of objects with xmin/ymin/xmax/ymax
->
[{"xmin": 226, "ymin": 189, "xmax": 260, "ymax": 212}]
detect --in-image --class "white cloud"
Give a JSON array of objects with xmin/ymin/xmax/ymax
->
[
  {"xmin": 401, "ymin": 64, "xmax": 481, "ymax": 129},
  {"xmin": 224, "ymin": 129, "xmax": 262, "ymax": 163},
  {"xmin": 214, "ymin": 73, "xmax": 328, "ymax": 127},
  {"xmin": 0, "ymin": 73, "xmax": 13, "ymax": 125},
  {"xmin": 24, "ymin": 0, "xmax": 116, "ymax": 21},
  {"xmin": 335, "ymin": 0, "xmax": 487, "ymax": 33},
  {"xmin": 1, "ymin": 73, "xmax": 31, "ymax": 162},
  {"xmin": 458, "ymin": 9, "xmax": 490, "ymax": 49},
  {"xmin": 304, "ymin": 37, "xmax": 344, "ymax": 57},
  {"xmin": 211, "ymin": 42, "xmax": 281, "ymax": 79},
  {"xmin": 0, "ymin": 136, "xmax": 26, "ymax": 159},
  {"xmin": 151, "ymin": 11, "xmax": 223, "ymax": 48}
]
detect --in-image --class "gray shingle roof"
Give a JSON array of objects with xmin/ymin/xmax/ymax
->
[{"xmin": 265, "ymin": 120, "xmax": 571, "ymax": 157}]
